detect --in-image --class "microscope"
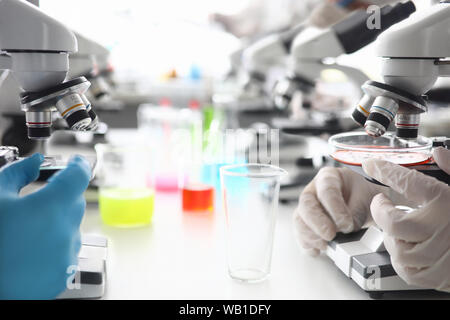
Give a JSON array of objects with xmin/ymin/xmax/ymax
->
[
  {"xmin": 235, "ymin": 23, "xmax": 307, "ymax": 111},
  {"xmin": 0, "ymin": 32, "xmax": 110, "ymax": 155},
  {"xmin": 273, "ymin": 2, "xmax": 417, "ymax": 203},
  {"xmin": 0, "ymin": 0, "xmax": 106, "ymax": 299},
  {"xmin": 231, "ymin": 0, "xmax": 356, "ymax": 114},
  {"xmin": 69, "ymin": 32, "xmax": 117, "ymax": 106},
  {"xmin": 51, "ymin": 32, "xmax": 119, "ymax": 147},
  {"xmin": 326, "ymin": 1, "xmax": 450, "ymax": 298},
  {"xmin": 0, "ymin": 1, "xmax": 99, "ymax": 155},
  {"xmin": 272, "ymin": 1, "xmax": 417, "ymax": 135}
]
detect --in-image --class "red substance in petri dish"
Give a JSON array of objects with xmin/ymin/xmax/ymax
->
[
  {"xmin": 182, "ymin": 183, "xmax": 214, "ymax": 212},
  {"xmin": 331, "ymin": 150, "xmax": 432, "ymax": 167}
]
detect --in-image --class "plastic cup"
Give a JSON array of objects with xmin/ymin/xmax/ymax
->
[
  {"xmin": 220, "ymin": 163, "xmax": 287, "ymax": 282},
  {"xmin": 95, "ymin": 144, "xmax": 154, "ymax": 227}
]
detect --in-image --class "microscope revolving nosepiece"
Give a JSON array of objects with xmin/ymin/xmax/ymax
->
[
  {"xmin": 357, "ymin": 81, "xmax": 427, "ymax": 139},
  {"xmin": 20, "ymin": 77, "xmax": 93, "ymax": 136}
]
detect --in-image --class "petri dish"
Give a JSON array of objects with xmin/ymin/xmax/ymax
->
[{"xmin": 329, "ymin": 132, "xmax": 433, "ymax": 167}]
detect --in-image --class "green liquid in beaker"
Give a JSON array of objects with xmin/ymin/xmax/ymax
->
[{"xmin": 99, "ymin": 188, "xmax": 154, "ymax": 227}]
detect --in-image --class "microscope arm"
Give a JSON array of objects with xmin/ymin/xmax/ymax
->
[
  {"xmin": 438, "ymin": 64, "xmax": 450, "ymax": 77},
  {"xmin": 242, "ymin": 35, "xmax": 291, "ymax": 76},
  {"xmin": 0, "ymin": 0, "xmax": 76, "ymax": 92},
  {"xmin": 351, "ymin": 2, "xmax": 450, "ymax": 138},
  {"xmin": 377, "ymin": 4, "xmax": 450, "ymax": 60},
  {"xmin": 376, "ymin": 3, "xmax": 450, "ymax": 95},
  {"xmin": 272, "ymin": 2, "xmax": 416, "ymax": 114},
  {"xmin": 242, "ymin": 23, "xmax": 307, "ymax": 80},
  {"xmin": 0, "ymin": 54, "xmax": 12, "ymax": 70},
  {"xmin": 271, "ymin": 0, "xmax": 416, "ymax": 112},
  {"xmin": 290, "ymin": 1, "xmax": 416, "ymax": 75},
  {"xmin": 293, "ymin": 60, "xmax": 369, "ymax": 94},
  {"xmin": 241, "ymin": 0, "xmax": 357, "ymax": 80},
  {"xmin": 326, "ymin": 64, "xmax": 370, "ymax": 91},
  {"xmin": 70, "ymin": 32, "xmax": 111, "ymax": 76}
]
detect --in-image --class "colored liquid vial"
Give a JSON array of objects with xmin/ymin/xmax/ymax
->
[
  {"xmin": 154, "ymin": 174, "xmax": 180, "ymax": 192},
  {"xmin": 99, "ymin": 188, "xmax": 154, "ymax": 227},
  {"xmin": 182, "ymin": 183, "xmax": 214, "ymax": 212}
]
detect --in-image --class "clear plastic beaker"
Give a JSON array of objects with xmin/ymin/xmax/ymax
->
[
  {"xmin": 220, "ymin": 164, "xmax": 287, "ymax": 282},
  {"xmin": 95, "ymin": 144, "xmax": 154, "ymax": 227}
]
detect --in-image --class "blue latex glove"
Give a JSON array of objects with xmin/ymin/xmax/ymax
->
[{"xmin": 0, "ymin": 154, "xmax": 91, "ymax": 299}]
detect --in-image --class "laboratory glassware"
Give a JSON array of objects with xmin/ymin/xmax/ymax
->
[
  {"xmin": 329, "ymin": 131, "xmax": 433, "ymax": 166},
  {"xmin": 220, "ymin": 163, "xmax": 287, "ymax": 282},
  {"xmin": 138, "ymin": 104, "xmax": 203, "ymax": 192},
  {"xmin": 95, "ymin": 143, "xmax": 154, "ymax": 227}
]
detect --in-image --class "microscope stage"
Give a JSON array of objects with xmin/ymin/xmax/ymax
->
[
  {"xmin": 56, "ymin": 234, "xmax": 107, "ymax": 300},
  {"xmin": 326, "ymin": 227, "xmax": 429, "ymax": 297},
  {"xmin": 37, "ymin": 154, "xmax": 97, "ymax": 181}
]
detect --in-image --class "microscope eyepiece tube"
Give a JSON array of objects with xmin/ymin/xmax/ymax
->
[
  {"xmin": 352, "ymin": 94, "xmax": 374, "ymax": 127},
  {"xmin": 25, "ymin": 111, "xmax": 52, "ymax": 140},
  {"xmin": 56, "ymin": 92, "xmax": 91, "ymax": 131},
  {"xmin": 364, "ymin": 96, "xmax": 399, "ymax": 137},
  {"xmin": 395, "ymin": 113, "xmax": 420, "ymax": 139},
  {"xmin": 332, "ymin": 1, "xmax": 416, "ymax": 54}
]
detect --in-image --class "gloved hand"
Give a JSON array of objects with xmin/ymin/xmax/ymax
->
[
  {"xmin": 293, "ymin": 166, "xmax": 387, "ymax": 256},
  {"xmin": 0, "ymin": 154, "xmax": 91, "ymax": 299},
  {"xmin": 362, "ymin": 147, "xmax": 450, "ymax": 292}
]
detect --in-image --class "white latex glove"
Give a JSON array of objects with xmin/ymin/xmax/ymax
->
[
  {"xmin": 362, "ymin": 147, "xmax": 450, "ymax": 292},
  {"xmin": 293, "ymin": 166, "xmax": 387, "ymax": 256}
]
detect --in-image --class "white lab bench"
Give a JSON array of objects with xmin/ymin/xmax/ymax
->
[
  {"xmin": 81, "ymin": 196, "xmax": 449, "ymax": 300},
  {"xmin": 82, "ymin": 195, "xmax": 369, "ymax": 300},
  {"xmin": 49, "ymin": 130, "xmax": 448, "ymax": 300}
]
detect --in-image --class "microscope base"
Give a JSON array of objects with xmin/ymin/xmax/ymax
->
[
  {"xmin": 57, "ymin": 234, "xmax": 107, "ymax": 300},
  {"xmin": 326, "ymin": 226, "xmax": 430, "ymax": 298}
]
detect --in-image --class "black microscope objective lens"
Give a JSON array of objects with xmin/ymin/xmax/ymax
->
[
  {"xmin": 88, "ymin": 109, "xmax": 98, "ymax": 121},
  {"xmin": 367, "ymin": 112, "xmax": 391, "ymax": 130},
  {"xmin": 27, "ymin": 127, "xmax": 51, "ymax": 139},
  {"xmin": 352, "ymin": 109, "xmax": 367, "ymax": 127},
  {"xmin": 66, "ymin": 109, "xmax": 90, "ymax": 128},
  {"xmin": 396, "ymin": 128, "xmax": 418, "ymax": 139}
]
